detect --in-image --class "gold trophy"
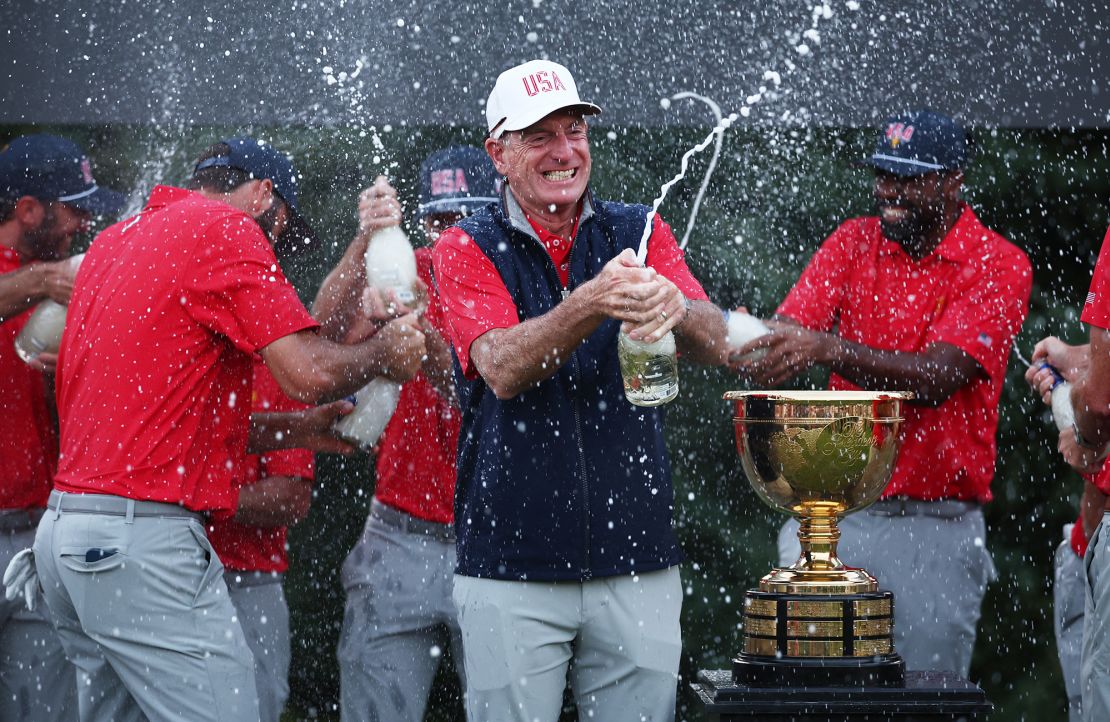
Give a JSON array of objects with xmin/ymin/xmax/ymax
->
[{"xmin": 724, "ymin": 390, "xmax": 912, "ymax": 687}]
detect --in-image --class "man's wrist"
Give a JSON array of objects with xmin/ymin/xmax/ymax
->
[{"xmin": 1073, "ymin": 421, "xmax": 1106, "ymax": 453}]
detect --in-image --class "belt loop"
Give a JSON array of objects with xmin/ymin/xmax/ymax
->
[
  {"xmin": 54, "ymin": 491, "xmax": 65, "ymax": 520},
  {"xmin": 125, "ymin": 499, "xmax": 136, "ymax": 525}
]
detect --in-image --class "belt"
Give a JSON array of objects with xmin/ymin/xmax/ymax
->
[
  {"xmin": 370, "ymin": 498, "xmax": 455, "ymax": 543},
  {"xmin": 0, "ymin": 508, "xmax": 43, "ymax": 532},
  {"xmin": 866, "ymin": 496, "xmax": 980, "ymax": 519},
  {"xmin": 224, "ymin": 570, "xmax": 284, "ymax": 588},
  {"xmin": 47, "ymin": 490, "xmax": 205, "ymax": 523}
]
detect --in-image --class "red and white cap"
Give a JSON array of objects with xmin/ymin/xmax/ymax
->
[{"xmin": 485, "ymin": 60, "xmax": 602, "ymax": 139}]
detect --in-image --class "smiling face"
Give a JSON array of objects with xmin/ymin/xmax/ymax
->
[
  {"xmin": 485, "ymin": 110, "xmax": 591, "ymax": 222},
  {"xmin": 873, "ymin": 169, "xmax": 962, "ymax": 257}
]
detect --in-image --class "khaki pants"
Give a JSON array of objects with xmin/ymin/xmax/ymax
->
[
  {"xmin": 225, "ymin": 572, "xmax": 290, "ymax": 722},
  {"xmin": 33, "ymin": 492, "xmax": 259, "ymax": 722},
  {"xmin": 453, "ymin": 567, "xmax": 682, "ymax": 722},
  {"xmin": 1056, "ymin": 525, "xmax": 1085, "ymax": 722},
  {"xmin": 0, "ymin": 510, "xmax": 76, "ymax": 721}
]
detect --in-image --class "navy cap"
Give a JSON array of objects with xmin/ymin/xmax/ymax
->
[
  {"xmin": 865, "ymin": 110, "xmax": 968, "ymax": 177},
  {"xmin": 0, "ymin": 134, "xmax": 126, "ymax": 216},
  {"xmin": 417, "ymin": 146, "xmax": 499, "ymax": 219},
  {"xmin": 195, "ymin": 137, "xmax": 317, "ymax": 250}
]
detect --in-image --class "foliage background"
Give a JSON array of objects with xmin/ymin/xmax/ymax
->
[{"xmin": 4, "ymin": 122, "xmax": 1109, "ymax": 721}]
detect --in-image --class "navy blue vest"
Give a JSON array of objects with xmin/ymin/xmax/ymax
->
[{"xmin": 452, "ymin": 194, "xmax": 682, "ymax": 581}]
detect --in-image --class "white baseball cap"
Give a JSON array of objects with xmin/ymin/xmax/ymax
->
[{"xmin": 485, "ymin": 60, "xmax": 602, "ymax": 139}]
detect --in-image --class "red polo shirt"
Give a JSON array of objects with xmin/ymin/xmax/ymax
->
[
  {"xmin": 374, "ymin": 247, "xmax": 459, "ymax": 524},
  {"xmin": 434, "ymin": 209, "xmax": 709, "ymax": 379},
  {"xmin": 777, "ymin": 205, "xmax": 1031, "ymax": 503},
  {"xmin": 54, "ymin": 186, "xmax": 318, "ymax": 514},
  {"xmin": 1081, "ymin": 225, "xmax": 1110, "ymax": 330},
  {"xmin": 0, "ymin": 248, "xmax": 56, "ymax": 509},
  {"xmin": 207, "ymin": 360, "xmax": 315, "ymax": 572}
]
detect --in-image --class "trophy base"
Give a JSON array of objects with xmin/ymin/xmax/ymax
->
[
  {"xmin": 759, "ymin": 566, "xmax": 878, "ymax": 595},
  {"xmin": 738, "ymin": 589, "xmax": 903, "ymax": 687},
  {"xmin": 733, "ymin": 653, "xmax": 905, "ymax": 688}
]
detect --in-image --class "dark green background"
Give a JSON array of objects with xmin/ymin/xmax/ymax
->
[{"xmin": 6, "ymin": 123, "xmax": 1109, "ymax": 721}]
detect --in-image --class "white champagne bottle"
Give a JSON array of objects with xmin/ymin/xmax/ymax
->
[
  {"xmin": 333, "ymin": 226, "xmax": 419, "ymax": 450},
  {"xmin": 14, "ymin": 254, "xmax": 85, "ymax": 364},
  {"xmin": 725, "ymin": 310, "xmax": 770, "ymax": 361}
]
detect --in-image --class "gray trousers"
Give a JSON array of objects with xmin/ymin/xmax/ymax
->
[
  {"xmin": 0, "ymin": 511, "xmax": 76, "ymax": 721},
  {"xmin": 778, "ymin": 502, "xmax": 994, "ymax": 676},
  {"xmin": 338, "ymin": 501, "xmax": 465, "ymax": 722},
  {"xmin": 225, "ymin": 571, "xmax": 290, "ymax": 722},
  {"xmin": 1056, "ymin": 525, "xmax": 1085, "ymax": 722},
  {"xmin": 1083, "ymin": 514, "xmax": 1110, "ymax": 722},
  {"xmin": 33, "ymin": 493, "xmax": 259, "ymax": 722},
  {"xmin": 453, "ymin": 567, "xmax": 683, "ymax": 722}
]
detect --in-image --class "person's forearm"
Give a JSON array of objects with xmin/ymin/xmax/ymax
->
[
  {"xmin": 0, "ymin": 264, "xmax": 48, "ymax": 322},
  {"xmin": 675, "ymin": 300, "xmax": 728, "ymax": 366},
  {"xmin": 823, "ymin": 336, "xmax": 978, "ymax": 406},
  {"xmin": 312, "ymin": 235, "xmax": 368, "ymax": 341},
  {"xmin": 422, "ymin": 322, "xmax": 458, "ymax": 405},
  {"xmin": 473, "ymin": 290, "xmax": 604, "ymax": 400},
  {"xmin": 234, "ymin": 476, "xmax": 313, "ymax": 527}
]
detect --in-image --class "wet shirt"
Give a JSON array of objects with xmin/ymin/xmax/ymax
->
[
  {"xmin": 435, "ymin": 210, "xmax": 708, "ymax": 379},
  {"xmin": 207, "ymin": 360, "xmax": 314, "ymax": 572},
  {"xmin": 1081, "ymin": 225, "xmax": 1110, "ymax": 330},
  {"xmin": 54, "ymin": 186, "xmax": 318, "ymax": 514},
  {"xmin": 777, "ymin": 205, "xmax": 1031, "ymax": 503},
  {"xmin": 374, "ymin": 247, "xmax": 459, "ymax": 524},
  {"xmin": 0, "ymin": 248, "xmax": 57, "ymax": 509}
]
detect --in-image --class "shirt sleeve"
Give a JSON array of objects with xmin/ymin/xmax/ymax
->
[
  {"xmin": 775, "ymin": 221, "xmax": 858, "ymax": 331},
  {"xmin": 432, "ymin": 227, "xmax": 520, "ymax": 379},
  {"xmin": 644, "ymin": 215, "xmax": 709, "ymax": 301},
  {"xmin": 183, "ymin": 214, "xmax": 319, "ymax": 354},
  {"xmin": 922, "ymin": 242, "xmax": 1032, "ymax": 383},
  {"xmin": 251, "ymin": 361, "xmax": 315, "ymax": 482},
  {"xmin": 1082, "ymin": 226, "xmax": 1110, "ymax": 330}
]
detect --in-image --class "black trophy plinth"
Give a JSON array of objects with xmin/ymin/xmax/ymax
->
[{"xmin": 693, "ymin": 669, "xmax": 993, "ymax": 721}]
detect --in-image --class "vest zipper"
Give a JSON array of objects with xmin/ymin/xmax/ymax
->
[{"xmin": 523, "ymin": 227, "xmax": 593, "ymax": 578}]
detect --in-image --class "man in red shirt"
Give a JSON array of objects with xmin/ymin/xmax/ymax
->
[
  {"xmin": 30, "ymin": 137, "xmax": 427, "ymax": 722},
  {"xmin": 732, "ymin": 111, "xmax": 1032, "ymax": 676},
  {"xmin": 1028, "ymin": 224, "xmax": 1110, "ymax": 721},
  {"xmin": 207, "ymin": 359, "xmax": 316, "ymax": 722},
  {"xmin": 315, "ymin": 146, "xmax": 498, "ymax": 722},
  {"xmin": 0, "ymin": 134, "xmax": 124, "ymax": 721}
]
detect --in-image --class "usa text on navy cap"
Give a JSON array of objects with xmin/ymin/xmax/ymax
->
[
  {"xmin": 194, "ymin": 137, "xmax": 317, "ymax": 249},
  {"xmin": 417, "ymin": 146, "xmax": 499, "ymax": 219},
  {"xmin": 866, "ymin": 111, "xmax": 968, "ymax": 177},
  {"xmin": 0, "ymin": 134, "xmax": 126, "ymax": 216}
]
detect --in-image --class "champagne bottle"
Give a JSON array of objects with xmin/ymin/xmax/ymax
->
[
  {"xmin": 14, "ymin": 254, "xmax": 85, "ymax": 364},
  {"xmin": 725, "ymin": 310, "xmax": 770, "ymax": 361},
  {"xmin": 333, "ymin": 226, "xmax": 418, "ymax": 449}
]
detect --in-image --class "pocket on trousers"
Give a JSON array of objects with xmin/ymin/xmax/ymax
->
[
  {"xmin": 185, "ymin": 522, "xmax": 225, "ymax": 608},
  {"xmin": 58, "ymin": 545, "xmax": 128, "ymax": 574}
]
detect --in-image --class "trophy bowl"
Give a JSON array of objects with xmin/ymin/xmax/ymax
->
[{"xmin": 724, "ymin": 390, "xmax": 911, "ymax": 594}]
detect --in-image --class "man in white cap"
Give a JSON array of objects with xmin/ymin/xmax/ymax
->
[{"xmin": 432, "ymin": 60, "xmax": 728, "ymax": 722}]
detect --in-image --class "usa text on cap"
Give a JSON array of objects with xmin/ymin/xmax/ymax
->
[
  {"xmin": 865, "ymin": 110, "xmax": 968, "ymax": 177},
  {"xmin": 486, "ymin": 60, "xmax": 602, "ymax": 139}
]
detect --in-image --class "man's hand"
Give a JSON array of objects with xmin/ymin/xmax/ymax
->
[
  {"xmin": 360, "ymin": 279, "xmax": 428, "ymax": 322},
  {"xmin": 1058, "ymin": 425, "xmax": 1109, "ymax": 475},
  {"xmin": 364, "ymin": 313, "xmax": 426, "ymax": 382},
  {"xmin": 41, "ymin": 260, "xmax": 77, "ymax": 305},
  {"xmin": 260, "ymin": 400, "xmax": 358, "ymax": 455},
  {"xmin": 583, "ymin": 249, "xmax": 688, "ymax": 342},
  {"xmin": 1027, "ymin": 337, "xmax": 1089, "ymax": 404},
  {"xmin": 357, "ymin": 176, "xmax": 403, "ymax": 239},
  {"xmin": 27, "ymin": 352, "xmax": 58, "ymax": 374},
  {"xmin": 729, "ymin": 320, "xmax": 830, "ymax": 386}
]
